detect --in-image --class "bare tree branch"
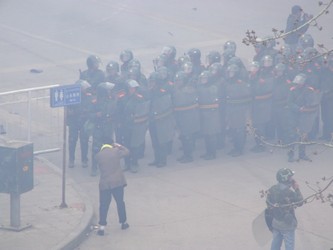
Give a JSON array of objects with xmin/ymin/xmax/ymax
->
[{"xmin": 247, "ymin": 124, "xmax": 333, "ymax": 149}]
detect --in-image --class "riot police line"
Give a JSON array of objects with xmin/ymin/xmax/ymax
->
[{"xmin": 66, "ymin": 33, "xmax": 333, "ymax": 176}]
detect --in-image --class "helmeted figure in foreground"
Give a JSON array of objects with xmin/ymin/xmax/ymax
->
[{"xmin": 266, "ymin": 168, "xmax": 303, "ymax": 250}]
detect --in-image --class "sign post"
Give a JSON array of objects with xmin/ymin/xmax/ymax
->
[{"xmin": 50, "ymin": 84, "xmax": 81, "ymax": 208}]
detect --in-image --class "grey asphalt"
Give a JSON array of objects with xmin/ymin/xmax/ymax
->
[
  {"xmin": 1, "ymin": 140, "xmax": 332, "ymax": 250},
  {"xmin": 63, "ymin": 141, "xmax": 333, "ymax": 250}
]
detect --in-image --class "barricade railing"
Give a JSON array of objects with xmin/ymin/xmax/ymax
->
[{"xmin": 0, "ymin": 85, "xmax": 63, "ymax": 154}]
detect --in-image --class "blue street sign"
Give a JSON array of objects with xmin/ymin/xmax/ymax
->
[{"xmin": 50, "ymin": 84, "xmax": 81, "ymax": 108}]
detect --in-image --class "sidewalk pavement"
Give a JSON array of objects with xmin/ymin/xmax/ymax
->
[
  {"xmin": 0, "ymin": 157, "xmax": 94, "ymax": 250},
  {"xmin": 1, "ymin": 145, "xmax": 332, "ymax": 250}
]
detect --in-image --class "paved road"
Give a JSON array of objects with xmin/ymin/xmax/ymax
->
[
  {"xmin": 1, "ymin": 0, "xmax": 333, "ymax": 249},
  {"xmin": 69, "ymin": 137, "xmax": 333, "ymax": 250},
  {"xmin": 1, "ymin": 0, "xmax": 332, "ymax": 91}
]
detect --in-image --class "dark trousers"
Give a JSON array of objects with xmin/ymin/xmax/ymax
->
[
  {"xmin": 153, "ymin": 142, "xmax": 168, "ymax": 164},
  {"xmin": 230, "ymin": 127, "xmax": 246, "ymax": 153},
  {"xmin": 308, "ymin": 114, "xmax": 319, "ymax": 140},
  {"xmin": 99, "ymin": 186, "xmax": 127, "ymax": 226},
  {"xmin": 123, "ymin": 128, "xmax": 132, "ymax": 168},
  {"xmin": 180, "ymin": 134, "xmax": 195, "ymax": 158},
  {"xmin": 92, "ymin": 133, "xmax": 103, "ymax": 171},
  {"xmin": 130, "ymin": 146, "xmax": 141, "ymax": 165},
  {"xmin": 123, "ymin": 128, "xmax": 144, "ymax": 167},
  {"xmin": 253, "ymin": 122, "xmax": 266, "ymax": 146},
  {"xmin": 124, "ymin": 146, "xmax": 141, "ymax": 167},
  {"xmin": 321, "ymin": 96, "xmax": 333, "ymax": 140},
  {"xmin": 149, "ymin": 123, "xmax": 168, "ymax": 164},
  {"xmin": 204, "ymin": 134, "xmax": 217, "ymax": 156},
  {"xmin": 218, "ymin": 108, "xmax": 226, "ymax": 148},
  {"xmin": 115, "ymin": 125, "xmax": 126, "ymax": 145},
  {"xmin": 271, "ymin": 107, "xmax": 290, "ymax": 143},
  {"xmin": 68, "ymin": 124, "xmax": 89, "ymax": 162}
]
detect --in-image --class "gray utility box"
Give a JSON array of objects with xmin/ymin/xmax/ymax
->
[{"xmin": 0, "ymin": 141, "xmax": 34, "ymax": 194}]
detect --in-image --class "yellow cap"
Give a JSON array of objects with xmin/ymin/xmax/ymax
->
[{"xmin": 100, "ymin": 144, "xmax": 113, "ymax": 151}]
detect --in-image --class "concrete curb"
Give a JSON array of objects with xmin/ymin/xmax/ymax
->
[{"xmin": 37, "ymin": 157, "xmax": 95, "ymax": 250}]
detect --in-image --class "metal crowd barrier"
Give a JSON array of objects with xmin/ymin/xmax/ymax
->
[{"xmin": 0, "ymin": 85, "xmax": 62, "ymax": 154}]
